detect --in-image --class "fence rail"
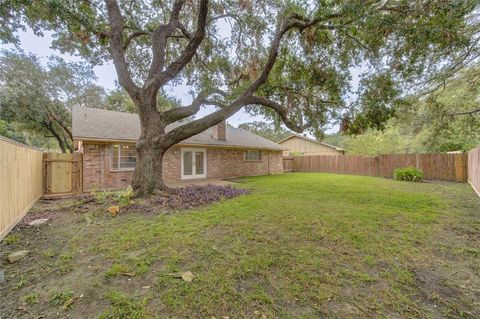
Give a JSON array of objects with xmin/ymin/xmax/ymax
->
[
  {"xmin": 0, "ymin": 136, "xmax": 43, "ymax": 240},
  {"xmin": 468, "ymin": 147, "xmax": 480, "ymax": 196},
  {"xmin": 284, "ymin": 153, "xmax": 468, "ymax": 182}
]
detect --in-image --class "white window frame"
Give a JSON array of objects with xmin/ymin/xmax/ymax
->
[
  {"xmin": 244, "ymin": 150, "xmax": 262, "ymax": 161},
  {"xmin": 110, "ymin": 143, "xmax": 137, "ymax": 171},
  {"xmin": 181, "ymin": 148, "xmax": 207, "ymax": 180}
]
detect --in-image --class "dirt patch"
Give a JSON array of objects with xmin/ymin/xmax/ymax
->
[
  {"xmin": 412, "ymin": 269, "xmax": 479, "ymax": 318},
  {"xmin": 0, "ymin": 184, "xmax": 249, "ymax": 318}
]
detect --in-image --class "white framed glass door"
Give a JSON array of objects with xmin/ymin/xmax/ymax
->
[{"xmin": 181, "ymin": 148, "xmax": 207, "ymax": 179}]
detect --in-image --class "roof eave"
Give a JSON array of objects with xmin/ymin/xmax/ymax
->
[
  {"xmin": 74, "ymin": 136, "xmax": 287, "ymax": 151},
  {"xmin": 278, "ymin": 134, "xmax": 345, "ymax": 151}
]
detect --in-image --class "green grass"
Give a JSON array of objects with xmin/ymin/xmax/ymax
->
[
  {"xmin": 3, "ymin": 173, "xmax": 479, "ymax": 318},
  {"xmin": 22, "ymin": 292, "xmax": 39, "ymax": 304},
  {"xmin": 49, "ymin": 290, "xmax": 75, "ymax": 310},
  {"xmin": 88, "ymin": 173, "xmax": 479, "ymax": 318},
  {"xmin": 100, "ymin": 291, "xmax": 149, "ymax": 319}
]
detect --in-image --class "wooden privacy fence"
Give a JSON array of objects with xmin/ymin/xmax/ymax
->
[
  {"xmin": 468, "ymin": 146, "xmax": 480, "ymax": 196},
  {"xmin": 0, "ymin": 136, "xmax": 43, "ymax": 240},
  {"xmin": 43, "ymin": 153, "xmax": 83, "ymax": 198},
  {"xmin": 0, "ymin": 137, "xmax": 84, "ymax": 239},
  {"xmin": 283, "ymin": 153, "xmax": 468, "ymax": 182}
]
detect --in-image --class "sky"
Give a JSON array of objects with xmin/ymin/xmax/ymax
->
[{"xmin": 3, "ymin": 28, "xmax": 268, "ymax": 128}]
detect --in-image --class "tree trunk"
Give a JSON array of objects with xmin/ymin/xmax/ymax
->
[
  {"xmin": 131, "ymin": 142, "xmax": 168, "ymax": 196},
  {"xmin": 44, "ymin": 121, "xmax": 67, "ymax": 153},
  {"xmin": 131, "ymin": 101, "xmax": 169, "ymax": 197}
]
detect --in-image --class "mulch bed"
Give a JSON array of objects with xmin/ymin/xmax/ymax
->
[
  {"xmin": 128, "ymin": 184, "xmax": 249, "ymax": 214},
  {"xmin": 23, "ymin": 184, "xmax": 249, "ymax": 220}
]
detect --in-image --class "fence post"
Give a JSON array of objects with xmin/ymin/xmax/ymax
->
[
  {"xmin": 375, "ymin": 156, "xmax": 380, "ymax": 177},
  {"xmin": 415, "ymin": 153, "xmax": 420, "ymax": 170},
  {"xmin": 454, "ymin": 154, "xmax": 466, "ymax": 182}
]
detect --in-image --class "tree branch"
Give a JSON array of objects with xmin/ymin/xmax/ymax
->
[
  {"xmin": 448, "ymin": 108, "xmax": 480, "ymax": 117},
  {"xmin": 163, "ymin": 89, "xmax": 228, "ymax": 124},
  {"xmin": 240, "ymin": 12, "xmax": 343, "ymax": 97},
  {"xmin": 146, "ymin": 0, "xmax": 209, "ymax": 91},
  {"xmin": 246, "ymin": 95, "xmax": 311, "ymax": 132},
  {"xmin": 123, "ymin": 30, "xmax": 151, "ymax": 50},
  {"xmin": 43, "ymin": 121, "xmax": 67, "ymax": 153},
  {"xmin": 163, "ymin": 93, "xmax": 206, "ymax": 124},
  {"xmin": 147, "ymin": 0, "xmax": 185, "ymax": 81},
  {"xmin": 104, "ymin": 0, "xmax": 139, "ymax": 98},
  {"xmin": 160, "ymin": 10, "xmax": 343, "ymax": 147}
]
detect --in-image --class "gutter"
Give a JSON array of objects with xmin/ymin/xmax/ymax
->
[{"xmin": 73, "ymin": 136, "xmax": 287, "ymax": 151}]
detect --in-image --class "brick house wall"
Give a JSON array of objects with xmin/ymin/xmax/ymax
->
[{"xmin": 81, "ymin": 141, "xmax": 283, "ymax": 191}]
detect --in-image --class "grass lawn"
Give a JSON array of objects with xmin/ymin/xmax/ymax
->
[{"xmin": 1, "ymin": 173, "xmax": 479, "ymax": 318}]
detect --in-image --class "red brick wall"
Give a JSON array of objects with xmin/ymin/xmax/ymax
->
[
  {"xmin": 207, "ymin": 148, "xmax": 282, "ymax": 179},
  {"xmin": 82, "ymin": 142, "xmax": 282, "ymax": 191}
]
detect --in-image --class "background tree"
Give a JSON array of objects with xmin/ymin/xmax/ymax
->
[
  {"xmin": 0, "ymin": 119, "xmax": 27, "ymax": 144},
  {"xmin": 238, "ymin": 121, "xmax": 291, "ymax": 142},
  {"xmin": 2, "ymin": 0, "xmax": 478, "ymax": 195},
  {"xmin": 0, "ymin": 52, "xmax": 81, "ymax": 152},
  {"xmin": 330, "ymin": 66, "xmax": 480, "ymax": 155},
  {"xmin": 0, "ymin": 51, "xmax": 163, "ymax": 151},
  {"xmin": 395, "ymin": 66, "xmax": 480, "ymax": 152}
]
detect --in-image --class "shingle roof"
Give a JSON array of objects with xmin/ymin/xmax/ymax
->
[
  {"xmin": 278, "ymin": 134, "xmax": 345, "ymax": 151},
  {"xmin": 72, "ymin": 107, "xmax": 287, "ymax": 151}
]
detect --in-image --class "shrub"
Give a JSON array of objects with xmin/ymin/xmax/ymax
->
[
  {"xmin": 394, "ymin": 167, "xmax": 423, "ymax": 182},
  {"xmin": 117, "ymin": 186, "xmax": 134, "ymax": 207}
]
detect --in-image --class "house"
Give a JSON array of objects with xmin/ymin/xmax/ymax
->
[
  {"xmin": 278, "ymin": 134, "xmax": 345, "ymax": 156},
  {"xmin": 72, "ymin": 107, "xmax": 286, "ymax": 190}
]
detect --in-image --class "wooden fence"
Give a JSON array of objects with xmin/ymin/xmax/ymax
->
[
  {"xmin": 0, "ymin": 136, "xmax": 43, "ymax": 240},
  {"xmin": 468, "ymin": 146, "xmax": 480, "ymax": 196},
  {"xmin": 43, "ymin": 153, "xmax": 83, "ymax": 198},
  {"xmin": 283, "ymin": 153, "xmax": 468, "ymax": 182}
]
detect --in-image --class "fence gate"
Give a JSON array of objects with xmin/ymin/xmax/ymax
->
[{"xmin": 43, "ymin": 153, "xmax": 83, "ymax": 197}]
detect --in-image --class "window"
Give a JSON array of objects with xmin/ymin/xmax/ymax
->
[
  {"xmin": 111, "ymin": 144, "xmax": 137, "ymax": 171},
  {"xmin": 244, "ymin": 150, "xmax": 262, "ymax": 161},
  {"xmin": 181, "ymin": 148, "xmax": 207, "ymax": 179}
]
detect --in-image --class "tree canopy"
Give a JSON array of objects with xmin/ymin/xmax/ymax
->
[
  {"xmin": 238, "ymin": 121, "xmax": 291, "ymax": 142},
  {"xmin": 2, "ymin": 0, "xmax": 479, "ymax": 134}
]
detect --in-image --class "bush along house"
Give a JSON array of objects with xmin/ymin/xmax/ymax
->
[{"xmin": 72, "ymin": 107, "xmax": 286, "ymax": 191}]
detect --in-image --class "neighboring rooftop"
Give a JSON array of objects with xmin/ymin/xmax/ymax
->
[
  {"xmin": 278, "ymin": 134, "xmax": 345, "ymax": 152},
  {"xmin": 72, "ymin": 107, "xmax": 287, "ymax": 151}
]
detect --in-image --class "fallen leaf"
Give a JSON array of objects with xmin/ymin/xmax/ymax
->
[
  {"xmin": 181, "ymin": 271, "xmax": 195, "ymax": 282},
  {"xmin": 119, "ymin": 272, "xmax": 136, "ymax": 277},
  {"xmin": 108, "ymin": 205, "xmax": 119, "ymax": 215}
]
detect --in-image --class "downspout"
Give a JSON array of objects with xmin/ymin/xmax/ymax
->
[
  {"xmin": 99, "ymin": 145, "xmax": 104, "ymax": 190},
  {"xmin": 97, "ymin": 145, "xmax": 101, "ymax": 190},
  {"xmin": 267, "ymin": 151, "xmax": 270, "ymax": 174}
]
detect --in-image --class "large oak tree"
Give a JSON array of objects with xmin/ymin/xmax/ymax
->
[{"xmin": 1, "ymin": 0, "xmax": 478, "ymax": 195}]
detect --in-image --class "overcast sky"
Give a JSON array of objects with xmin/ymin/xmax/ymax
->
[{"xmin": 3, "ymin": 26, "xmax": 354, "ymax": 133}]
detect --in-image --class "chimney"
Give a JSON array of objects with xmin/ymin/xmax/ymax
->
[{"xmin": 213, "ymin": 120, "xmax": 227, "ymax": 141}]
